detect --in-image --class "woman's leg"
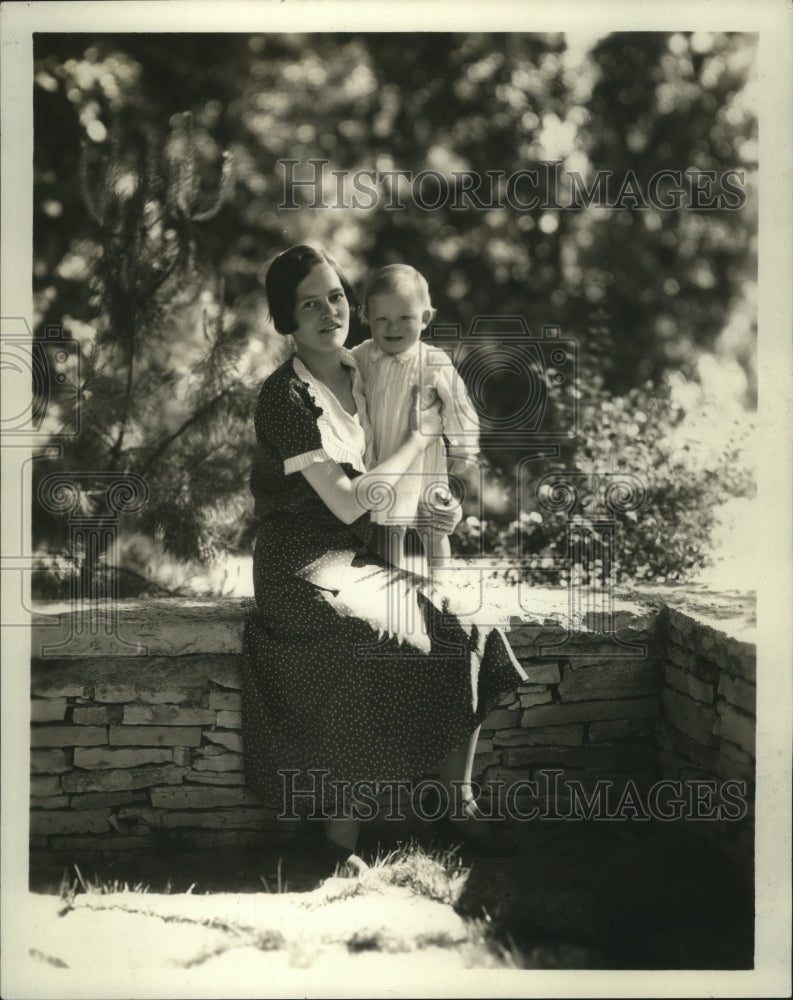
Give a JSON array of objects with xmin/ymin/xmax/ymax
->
[
  {"xmin": 438, "ymin": 725, "xmax": 480, "ymax": 817},
  {"xmin": 437, "ymin": 727, "xmax": 516, "ymax": 854}
]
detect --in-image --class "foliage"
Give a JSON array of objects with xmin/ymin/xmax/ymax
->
[
  {"xmin": 30, "ymin": 31, "xmax": 757, "ymax": 589},
  {"xmin": 569, "ymin": 32, "xmax": 758, "ymax": 399},
  {"xmin": 33, "ymin": 110, "xmax": 261, "ymax": 573},
  {"xmin": 453, "ymin": 358, "xmax": 754, "ymax": 585}
]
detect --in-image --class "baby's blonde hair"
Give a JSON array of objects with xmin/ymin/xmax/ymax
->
[{"xmin": 363, "ymin": 264, "xmax": 437, "ymax": 322}]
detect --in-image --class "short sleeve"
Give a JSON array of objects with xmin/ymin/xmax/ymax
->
[{"xmin": 254, "ymin": 366, "xmax": 327, "ymax": 474}]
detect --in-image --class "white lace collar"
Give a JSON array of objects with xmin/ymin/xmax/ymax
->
[{"xmin": 291, "ymin": 350, "xmax": 366, "ymax": 417}]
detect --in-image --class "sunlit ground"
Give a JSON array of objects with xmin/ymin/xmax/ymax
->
[
  {"xmin": 141, "ymin": 476, "xmax": 757, "ymax": 600},
  {"xmin": 164, "ymin": 493, "xmax": 757, "ymax": 600},
  {"xmin": 688, "ymin": 495, "xmax": 757, "ymax": 591}
]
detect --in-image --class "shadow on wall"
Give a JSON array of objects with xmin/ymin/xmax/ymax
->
[{"xmin": 29, "ymin": 587, "xmax": 755, "ymax": 879}]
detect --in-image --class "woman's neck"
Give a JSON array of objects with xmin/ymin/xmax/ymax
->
[
  {"xmin": 295, "ymin": 347, "xmax": 344, "ymax": 383},
  {"xmin": 295, "ymin": 347, "xmax": 356, "ymax": 415}
]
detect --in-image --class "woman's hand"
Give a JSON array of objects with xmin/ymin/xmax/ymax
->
[
  {"xmin": 409, "ymin": 384, "xmax": 444, "ymax": 444},
  {"xmin": 302, "ymin": 387, "xmax": 446, "ymax": 525}
]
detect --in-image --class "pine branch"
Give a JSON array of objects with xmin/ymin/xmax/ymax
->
[{"xmin": 138, "ymin": 389, "xmax": 231, "ymax": 477}]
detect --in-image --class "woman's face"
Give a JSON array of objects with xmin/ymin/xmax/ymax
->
[{"xmin": 290, "ymin": 263, "xmax": 350, "ymax": 358}]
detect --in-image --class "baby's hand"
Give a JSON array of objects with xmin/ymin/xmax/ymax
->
[
  {"xmin": 419, "ymin": 384, "xmax": 439, "ymax": 409},
  {"xmin": 410, "ymin": 385, "xmax": 443, "ymax": 440},
  {"xmin": 418, "ymin": 489, "xmax": 462, "ymax": 535}
]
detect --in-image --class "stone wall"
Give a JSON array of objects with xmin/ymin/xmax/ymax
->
[
  {"xmin": 653, "ymin": 595, "xmax": 756, "ymax": 872},
  {"xmin": 30, "ymin": 601, "xmax": 275, "ymax": 857},
  {"xmin": 472, "ymin": 607, "xmax": 663, "ymax": 814},
  {"xmin": 29, "ymin": 589, "xmax": 755, "ymax": 871}
]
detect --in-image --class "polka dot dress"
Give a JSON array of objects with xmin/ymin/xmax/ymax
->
[{"xmin": 241, "ymin": 354, "xmax": 526, "ymax": 814}]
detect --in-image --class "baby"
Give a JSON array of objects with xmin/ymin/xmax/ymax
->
[{"xmin": 352, "ymin": 264, "xmax": 479, "ymax": 570}]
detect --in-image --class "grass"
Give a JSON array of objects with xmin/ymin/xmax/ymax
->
[
  {"xmin": 57, "ymin": 863, "xmax": 155, "ymax": 915},
  {"xmin": 358, "ymin": 839, "xmax": 470, "ymax": 905},
  {"xmin": 258, "ymin": 857, "xmax": 288, "ymax": 894},
  {"xmin": 55, "ymin": 841, "xmax": 472, "ymax": 911},
  {"xmin": 30, "ymin": 824, "xmax": 753, "ymax": 969},
  {"xmin": 36, "ymin": 840, "xmax": 521, "ymax": 974},
  {"xmin": 33, "ymin": 818, "xmax": 754, "ymax": 973}
]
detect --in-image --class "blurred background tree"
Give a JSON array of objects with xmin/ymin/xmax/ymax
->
[{"xmin": 31, "ymin": 31, "xmax": 757, "ymax": 595}]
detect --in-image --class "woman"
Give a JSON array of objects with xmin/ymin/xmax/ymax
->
[{"xmin": 242, "ymin": 245, "xmax": 526, "ymax": 871}]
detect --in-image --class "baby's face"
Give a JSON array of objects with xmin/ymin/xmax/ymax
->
[{"xmin": 367, "ymin": 287, "xmax": 432, "ymax": 356}]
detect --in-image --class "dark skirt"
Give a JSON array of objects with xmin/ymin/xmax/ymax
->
[{"xmin": 241, "ymin": 534, "xmax": 526, "ymax": 816}]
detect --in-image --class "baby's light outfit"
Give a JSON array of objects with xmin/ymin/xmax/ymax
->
[{"xmin": 351, "ymin": 339, "xmax": 479, "ymax": 528}]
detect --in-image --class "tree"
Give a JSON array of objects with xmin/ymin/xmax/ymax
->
[
  {"xmin": 569, "ymin": 32, "xmax": 757, "ymax": 399},
  {"xmin": 31, "ymin": 31, "xmax": 757, "ymax": 591}
]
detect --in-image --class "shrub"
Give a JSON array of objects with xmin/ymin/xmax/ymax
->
[{"xmin": 452, "ymin": 370, "xmax": 754, "ymax": 586}]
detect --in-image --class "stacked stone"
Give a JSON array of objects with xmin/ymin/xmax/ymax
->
[
  {"xmin": 654, "ymin": 608, "xmax": 756, "ymax": 873},
  {"xmin": 30, "ymin": 654, "xmax": 279, "ymax": 856},
  {"xmin": 28, "ymin": 593, "xmax": 756, "ymax": 877},
  {"xmin": 474, "ymin": 608, "xmax": 663, "ymax": 818}
]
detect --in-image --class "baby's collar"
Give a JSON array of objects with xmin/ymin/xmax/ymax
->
[{"xmin": 368, "ymin": 339, "xmax": 423, "ymax": 363}]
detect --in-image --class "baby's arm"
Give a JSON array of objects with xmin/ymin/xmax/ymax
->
[{"xmin": 427, "ymin": 348, "xmax": 480, "ymax": 476}]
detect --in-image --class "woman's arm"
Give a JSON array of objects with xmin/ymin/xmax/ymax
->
[{"xmin": 301, "ymin": 389, "xmax": 443, "ymax": 524}]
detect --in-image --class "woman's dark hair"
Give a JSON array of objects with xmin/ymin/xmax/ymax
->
[{"xmin": 265, "ymin": 245, "xmax": 357, "ymax": 335}]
